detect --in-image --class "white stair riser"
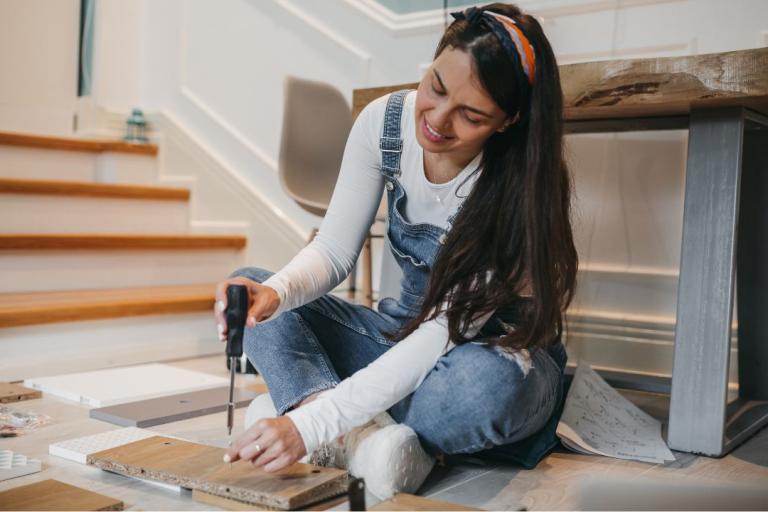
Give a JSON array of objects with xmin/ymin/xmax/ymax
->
[
  {"xmin": 0, "ymin": 195, "xmax": 189, "ymax": 233},
  {"xmin": 0, "ymin": 312, "xmax": 221, "ymax": 382},
  {"xmin": 0, "ymin": 249, "xmax": 244, "ymax": 292},
  {"xmin": 0, "ymin": 146, "xmax": 157, "ymax": 184}
]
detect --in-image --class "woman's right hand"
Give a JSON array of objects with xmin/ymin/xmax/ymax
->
[{"xmin": 214, "ymin": 276, "xmax": 281, "ymax": 342}]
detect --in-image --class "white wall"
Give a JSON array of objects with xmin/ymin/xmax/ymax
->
[
  {"xmin": 0, "ymin": 0, "xmax": 80, "ymax": 135},
  {"xmin": 30, "ymin": 0, "xmax": 768, "ymax": 376}
]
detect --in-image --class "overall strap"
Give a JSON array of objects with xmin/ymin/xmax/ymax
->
[{"xmin": 379, "ymin": 90, "xmax": 411, "ymax": 179}]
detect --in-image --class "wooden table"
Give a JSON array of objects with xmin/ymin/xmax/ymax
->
[{"xmin": 353, "ymin": 47, "xmax": 768, "ymax": 457}]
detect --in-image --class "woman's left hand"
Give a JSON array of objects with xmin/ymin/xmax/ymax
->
[{"xmin": 224, "ymin": 416, "xmax": 307, "ymax": 472}]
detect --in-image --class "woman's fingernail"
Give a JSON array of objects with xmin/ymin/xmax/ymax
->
[
  {"xmin": 223, "ymin": 453, "xmax": 231, "ymax": 463},
  {"xmin": 216, "ymin": 300, "xmax": 226, "ymax": 313},
  {"xmin": 247, "ymin": 316, "xmax": 255, "ymax": 327}
]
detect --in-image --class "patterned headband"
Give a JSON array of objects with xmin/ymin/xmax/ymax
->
[{"xmin": 451, "ymin": 7, "xmax": 536, "ymax": 86}]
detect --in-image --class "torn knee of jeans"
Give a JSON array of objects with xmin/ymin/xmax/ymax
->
[{"xmin": 493, "ymin": 344, "xmax": 533, "ymax": 377}]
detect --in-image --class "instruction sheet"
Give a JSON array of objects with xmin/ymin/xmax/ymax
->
[{"xmin": 556, "ymin": 363, "xmax": 676, "ymax": 464}]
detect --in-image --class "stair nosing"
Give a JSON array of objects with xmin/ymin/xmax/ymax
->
[
  {"xmin": 0, "ymin": 287, "xmax": 216, "ymax": 328},
  {"xmin": 0, "ymin": 131, "xmax": 158, "ymax": 155},
  {"xmin": 0, "ymin": 234, "xmax": 246, "ymax": 250},
  {"xmin": 0, "ymin": 178, "xmax": 189, "ymax": 201}
]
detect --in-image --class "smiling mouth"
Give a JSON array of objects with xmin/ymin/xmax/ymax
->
[{"xmin": 423, "ymin": 117, "xmax": 453, "ymax": 142}]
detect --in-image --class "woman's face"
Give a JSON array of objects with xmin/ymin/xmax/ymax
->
[{"xmin": 415, "ymin": 47, "xmax": 512, "ymax": 157}]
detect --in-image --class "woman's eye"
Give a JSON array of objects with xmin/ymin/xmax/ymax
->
[
  {"xmin": 464, "ymin": 113, "xmax": 480, "ymax": 124},
  {"xmin": 431, "ymin": 85, "xmax": 445, "ymax": 96}
]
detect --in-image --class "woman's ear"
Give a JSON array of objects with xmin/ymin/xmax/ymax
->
[{"xmin": 498, "ymin": 112, "xmax": 521, "ymax": 132}]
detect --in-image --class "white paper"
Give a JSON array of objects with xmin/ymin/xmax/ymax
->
[{"xmin": 556, "ymin": 363, "xmax": 675, "ymax": 464}]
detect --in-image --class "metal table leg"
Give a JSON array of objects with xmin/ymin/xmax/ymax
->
[{"xmin": 668, "ymin": 107, "xmax": 768, "ymax": 456}]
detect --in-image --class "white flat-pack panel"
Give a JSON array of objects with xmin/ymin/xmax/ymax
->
[
  {"xmin": 48, "ymin": 427, "xmax": 156, "ymax": 464},
  {"xmin": 49, "ymin": 427, "xmax": 179, "ymax": 492},
  {"xmin": 0, "ymin": 449, "xmax": 42, "ymax": 481},
  {"xmin": 25, "ymin": 363, "xmax": 228, "ymax": 407}
]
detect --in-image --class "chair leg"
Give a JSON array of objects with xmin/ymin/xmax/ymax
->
[
  {"xmin": 363, "ymin": 232, "xmax": 373, "ymax": 308},
  {"xmin": 347, "ymin": 262, "xmax": 357, "ymax": 301}
]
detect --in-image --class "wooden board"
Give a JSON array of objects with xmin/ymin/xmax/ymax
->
[
  {"xmin": 0, "ymin": 382, "xmax": 40, "ymax": 403},
  {"xmin": 352, "ymin": 48, "xmax": 768, "ymax": 120},
  {"xmin": 0, "ymin": 479, "xmax": 124, "ymax": 511},
  {"xmin": 87, "ymin": 436, "xmax": 348, "ymax": 510},
  {"xmin": 90, "ymin": 387, "xmax": 259, "ymax": 427},
  {"xmin": 370, "ymin": 493, "xmax": 484, "ymax": 511},
  {"xmin": 192, "ymin": 489, "xmax": 349, "ymax": 511}
]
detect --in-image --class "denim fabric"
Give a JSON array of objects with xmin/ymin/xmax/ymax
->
[{"xmin": 234, "ymin": 90, "xmax": 567, "ymax": 467}]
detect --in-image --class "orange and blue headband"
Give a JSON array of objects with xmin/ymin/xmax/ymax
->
[{"xmin": 451, "ymin": 7, "xmax": 536, "ymax": 86}]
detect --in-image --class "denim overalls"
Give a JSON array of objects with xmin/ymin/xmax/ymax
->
[{"xmin": 232, "ymin": 90, "xmax": 568, "ymax": 469}]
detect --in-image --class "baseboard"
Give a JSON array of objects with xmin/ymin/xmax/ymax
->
[{"xmin": 564, "ymin": 309, "xmax": 739, "ymax": 385}]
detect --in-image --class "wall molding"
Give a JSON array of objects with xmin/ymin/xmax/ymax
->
[
  {"xmin": 556, "ymin": 39, "xmax": 695, "ymax": 64},
  {"xmin": 180, "ymin": 86, "xmax": 278, "ymax": 172},
  {"xmin": 276, "ymin": 0, "xmax": 372, "ymax": 83},
  {"xmin": 152, "ymin": 110, "xmax": 306, "ymax": 248},
  {"xmin": 342, "ymin": 0, "xmax": 685, "ymax": 36}
]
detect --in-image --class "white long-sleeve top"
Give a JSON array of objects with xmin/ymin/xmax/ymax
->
[{"xmin": 261, "ymin": 91, "xmax": 489, "ymax": 454}]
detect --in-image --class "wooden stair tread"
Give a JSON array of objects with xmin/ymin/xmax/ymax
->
[
  {"xmin": 0, "ymin": 284, "xmax": 216, "ymax": 328},
  {"xmin": 0, "ymin": 234, "xmax": 246, "ymax": 250},
  {"xmin": 0, "ymin": 178, "xmax": 189, "ymax": 201},
  {"xmin": 0, "ymin": 130, "xmax": 158, "ymax": 155}
]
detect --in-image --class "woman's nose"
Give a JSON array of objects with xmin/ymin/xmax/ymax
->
[{"xmin": 430, "ymin": 106, "xmax": 452, "ymax": 133}]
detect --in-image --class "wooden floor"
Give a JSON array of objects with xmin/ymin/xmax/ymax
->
[{"xmin": 2, "ymin": 354, "xmax": 767, "ymax": 510}]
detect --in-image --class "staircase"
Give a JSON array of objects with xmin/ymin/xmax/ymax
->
[{"xmin": 0, "ymin": 131, "xmax": 246, "ymax": 381}]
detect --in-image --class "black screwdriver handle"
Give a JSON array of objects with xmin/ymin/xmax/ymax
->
[{"xmin": 226, "ymin": 284, "xmax": 248, "ymax": 358}]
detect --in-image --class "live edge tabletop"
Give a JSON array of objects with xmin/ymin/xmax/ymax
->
[{"xmin": 352, "ymin": 47, "xmax": 768, "ymax": 122}]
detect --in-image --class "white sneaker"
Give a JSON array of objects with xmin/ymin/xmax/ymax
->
[
  {"xmin": 345, "ymin": 412, "xmax": 436, "ymax": 500},
  {"xmin": 244, "ymin": 393, "xmax": 277, "ymax": 429},
  {"xmin": 245, "ymin": 392, "xmax": 436, "ymax": 496}
]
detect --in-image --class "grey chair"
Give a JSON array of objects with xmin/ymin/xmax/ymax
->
[{"xmin": 279, "ymin": 76, "xmax": 385, "ymax": 305}]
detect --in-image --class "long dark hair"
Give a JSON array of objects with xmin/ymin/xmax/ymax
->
[{"xmin": 391, "ymin": 2, "xmax": 577, "ymax": 351}]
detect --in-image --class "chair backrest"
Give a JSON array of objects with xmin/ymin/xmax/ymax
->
[{"xmin": 279, "ymin": 76, "xmax": 353, "ymax": 216}]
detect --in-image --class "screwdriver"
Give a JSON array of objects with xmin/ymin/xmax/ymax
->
[{"xmin": 225, "ymin": 284, "xmax": 248, "ymax": 439}]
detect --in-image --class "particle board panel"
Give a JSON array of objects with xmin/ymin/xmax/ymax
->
[
  {"xmin": 0, "ymin": 479, "xmax": 124, "ymax": 511},
  {"xmin": 87, "ymin": 436, "xmax": 348, "ymax": 510},
  {"xmin": 370, "ymin": 493, "xmax": 484, "ymax": 511},
  {"xmin": 90, "ymin": 387, "xmax": 259, "ymax": 427},
  {"xmin": 191, "ymin": 489, "xmax": 350, "ymax": 511},
  {"xmin": 25, "ymin": 363, "xmax": 229, "ymax": 407},
  {"xmin": 0, "ymin": 382, "xmax": 40, "ymax": 403}
]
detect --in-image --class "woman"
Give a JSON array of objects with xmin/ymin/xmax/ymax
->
[{"xmin": 216, "ymin": 2, "xmax": 577, "ymax": 499}]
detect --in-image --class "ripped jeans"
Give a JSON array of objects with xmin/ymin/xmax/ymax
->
[{"xmin": 231, "ymin": 266, "xmax": 567, "ymax": 457}]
